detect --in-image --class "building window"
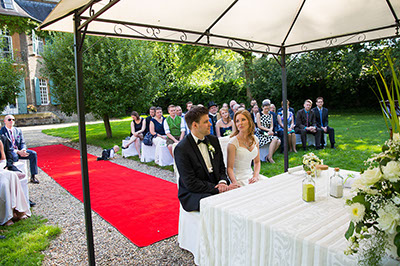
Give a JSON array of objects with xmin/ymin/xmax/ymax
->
[
  {"xmin": 1, "ymin": 0, "xmax": 14, "ymax": 10},
  {"xmin": 39, "ymin": 79, "xmax": 49, "ymax": 105},
  {"xmin": 32, "ymin": 31, "xmax": 44, "ymax": 55},
  {"xmin": 0, "ymin": 30, "xmax": 13, "ymax": 59}
]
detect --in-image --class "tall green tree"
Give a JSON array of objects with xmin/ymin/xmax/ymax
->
[
  {"xmin": 41, "ymin": 33, "xmax": 163, "ymax": 138},
  {"xmin": 0, "ymin": 56, "xmax": 24, "ymax": 111}
]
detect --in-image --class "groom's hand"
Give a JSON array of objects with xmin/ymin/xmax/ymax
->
[{"xmin": 215, "ymin": 183, "xmax": 228, "ymax": 193}]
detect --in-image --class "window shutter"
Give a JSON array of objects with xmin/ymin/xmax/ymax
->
[
  {"xmin": 17, "ymin": 78, "xmax": 27, "ymax": 114},
  {"xmin": 49, "ymin": 79, "xmax": 59, "ymax": 105},
  {"xmin": 35, "ymin": 77, "xmax": 41, "ymax": 105},
  {"xmin": 32, "ymin": 30, "xmax": 36, "ymax": 55}
]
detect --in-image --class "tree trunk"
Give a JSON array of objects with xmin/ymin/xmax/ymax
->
[
  {"xmin": 103, "ymin": 113, "xmax": 112, "ymax": 138},
  {"xmin": 236, "ymin": 51, "xmax": 254, "ymax": 101}
]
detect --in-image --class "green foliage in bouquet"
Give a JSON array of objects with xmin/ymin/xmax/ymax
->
[{"xmin": 373, "ymin": 51, "xmax": 400, "ymax": 135}]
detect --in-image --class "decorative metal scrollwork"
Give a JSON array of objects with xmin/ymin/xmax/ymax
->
[
  {"xmin": 180, "ymin": 32, "xmax": 187, "ymax": 42},
  {"xmin": 325, "ymin": 38, "xmax": 337, "ymax": 47},
  {"xmin": 357, "ymin": 33, "xmax": 366, "ymax": 42},
  {"xmin": 89, "ymin": 5, "xmax": 95, "ymax": 17},
  {"xmin": 146, "ymin": 27, "xmax": 160, "ymax": 39},
  {"xmin": 114, "ymin": 24, "xmax": 123, "ymax": 35},
  {"xmin": 265, "ymin": 45, "xmax": 270, "ymax": 53},
  {"xmin": 245, "ymin": 41, "xmax": 254, "ymax": 50},
  {"xmin": 301, "ymin": 44, "xmax": 308, "ymax": 51}
]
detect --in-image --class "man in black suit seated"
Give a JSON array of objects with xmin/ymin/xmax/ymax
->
[
  {"xmin": 174, "ymin": 106, "xmax": 238, "ymax": 212},
  {"xmin": 312, "ymin": 97, "xmax": 335, "ymax": 149},
  {"xmin": 295, "ymin": 99, "xmax": 323, "ymax": 151},
  {"xmin": 143, "ymin": 106, "xmax": 156, "ymax": 136}
]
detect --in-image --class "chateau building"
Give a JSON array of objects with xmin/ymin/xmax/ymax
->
[{"xmin": 1, "ymin": 0, "xmax": 59, "ymax": 115}]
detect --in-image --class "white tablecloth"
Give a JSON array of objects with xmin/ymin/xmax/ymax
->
[{"xmin": 199, "ymin": 168, "xmax": 388, "ymax": 266}]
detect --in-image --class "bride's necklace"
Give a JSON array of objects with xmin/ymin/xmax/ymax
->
[{"xmin": 238, "ymin": 135, "xmax": 253, "ymax": 150}]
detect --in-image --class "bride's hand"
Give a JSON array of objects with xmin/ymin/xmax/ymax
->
[
  {"xmin": 249, "ymin": 176, "xmax": 259, "ymax": 184},
  {"xmin": 228, "ymin": 182, "xmax": 240, "ymax": 190}
]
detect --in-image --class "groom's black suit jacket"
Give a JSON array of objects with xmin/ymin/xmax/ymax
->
[{"xmin": 174, "ymin": 133, "xmax": 229, "ymax": 212}]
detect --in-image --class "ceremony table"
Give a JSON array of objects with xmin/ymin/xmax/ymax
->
[{"xmin": 198, "ymin": 168, "xmax": 397, "ymax": 266}]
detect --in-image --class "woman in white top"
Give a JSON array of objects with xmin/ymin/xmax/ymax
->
[{"xmin": 227, "ymin": 109, "xmax": 261, "ymax": 187}]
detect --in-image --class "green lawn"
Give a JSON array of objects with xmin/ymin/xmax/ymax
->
[
  {"xmin": 0, "ymin": 215, "xmax": 61, "ymax": 265},
  {"xmin": 43, "ymin": 112, "xmax": 389, "ymax": 177}
]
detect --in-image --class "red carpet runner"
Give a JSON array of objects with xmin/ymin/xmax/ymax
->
[{"xmin": 32, "ymin": 144, "xmax": 179, "ymax": 247}]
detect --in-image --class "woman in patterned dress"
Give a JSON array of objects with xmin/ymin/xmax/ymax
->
[{"xmin": 255, "ymin": 101, "xmax": 281, "ymax": 163}]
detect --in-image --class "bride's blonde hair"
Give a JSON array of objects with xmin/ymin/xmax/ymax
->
[{"xmin": 231, "ymin": 109, "xmax": 256, "ymax": 147}]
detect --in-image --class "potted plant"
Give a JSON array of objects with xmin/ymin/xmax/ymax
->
[{"xmin": 27, "ymin": 104, "xmax": 37, "ymax": 113}]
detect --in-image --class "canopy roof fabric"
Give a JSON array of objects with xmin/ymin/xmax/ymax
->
[{"xmin": 39, "ymin": 0, "xmax": 400, "ymax": 55}]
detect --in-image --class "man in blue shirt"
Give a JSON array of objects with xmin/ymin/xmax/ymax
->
[{"xmin": 312, "ymin": 97, "xmax": 335, "ymax": 149}]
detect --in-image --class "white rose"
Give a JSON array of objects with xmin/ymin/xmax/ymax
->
[
  {"xmin": 377, "ymin": 204, "xmax": 400, "ymax": 234},
  {"xmin": 382, "ymin": 161, "xmax": 400, "ymax": 182},
  {"xmin": 351, "ymin": 178, "xmax": 366, "ymax": 192},
  {"xmin": 393, "ymin": 196, "xmax": 400, "ymax": 205},
  {"xmin": 361, "ymin": 167, "xmax": 382, "ymax": 186}
]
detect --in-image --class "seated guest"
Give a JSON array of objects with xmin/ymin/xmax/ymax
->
[
  {"xmin": 215, "ymin": 108, "xmax": 234, "ymax": 137},
  {"xmin": 149, "ymin": 107, "xmax": 167, "ymax": 146},
  {"xmin": 0, "ymin": 115, "xmax": 39, "ymax": 184},
  {"xmin": 208, "ymin": 101, "xmax": 219, "ymax": 136},
  {"xmin": 250, "ymin": 104, "xmax": 259, "ymax": 128},
  {"xmin": 255, "ymin": 101, "xmax": 281, "ymax": 163},
  {"xmin": 270, "ymin": 104, "xmax": 276, "ymax": 114},
  {"xmin": 122, "ymin": 111, "xmax": 145, "ymax": 156},
  {"xmin": 143, "ymin": 106, "xmax": 156, "ymax": 136},
  {"xmin": 229, "ymin": 100, "xmax": 237, "ymax": 119},
  {"xmin": 97, "ymin": 145, "xmax": 119, "ymax": 161},
  {"xmin": 184, "ymin": 101, "xmax": 193, "ymax": 115},
  {"xmin": 176, "ymin": 105, "xmax": 183, "ymax": 117},
  {"xmin": 0, "ymin": 140, "xmax": 30, "ymax": 226},
  {"xmin": 312, "ymin": 97, "xmax": 336, "ymax": 149},
  {"xmin": 222, "ymin": 103, "xmax": 229, "ymax": 109},
  {"xmin": 247, "ymin": 99, "xmax": 257, "ymax": 113},
  {"xmin": 174, "ymin": 106, "xmax": 234, "ymax": 212},
  {"xmin": 295, "ymin": 99, "xmax": 323, "ymax": 151},
  {"xmin": 164, "ymin": 105, "xmax": 185, "ymax": 156},
  {"xmin": 277, "ymin": 100, "xmax": 297, "ymax": 152}
]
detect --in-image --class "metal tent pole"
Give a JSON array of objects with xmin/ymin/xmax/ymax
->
[
  {"xmin": 73, "ymin": 12, "xmax": 96, "ymax": 265},
  {"xmin": 281, "ymin": 46, "xmax": 289, "ymax": 172}
]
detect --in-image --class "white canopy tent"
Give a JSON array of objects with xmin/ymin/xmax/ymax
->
[
  {"xmin": 39, "ymin": 0, "xmax": 399, "ymax": 264},
  {"xmin": 40, "ymin": 0, "xmax": 399, "ymax": 55}
]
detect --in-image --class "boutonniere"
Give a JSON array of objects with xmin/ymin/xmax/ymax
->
[{"xmin": 207, "ymin": 143, "xmax": 215, "ymax": 159}]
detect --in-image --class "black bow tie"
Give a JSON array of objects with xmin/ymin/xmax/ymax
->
[{"xmin": 197, "ymin": 138, "xmax": 208, "ymax": 145}]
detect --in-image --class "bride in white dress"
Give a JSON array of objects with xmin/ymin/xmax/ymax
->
[
  {"xmin": 0, "ymin": 139, "xmax": 30, "ymax": 226},
  {"xmin": 227, "ymin": 109, "xmax": 261, "ymax": 187}
]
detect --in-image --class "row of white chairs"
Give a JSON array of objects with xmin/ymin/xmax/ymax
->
[
  {"xmin": 122, "ymin": 133, "xmax": 324, "ymax": 166},
  {"xmin": 121, "ymin": 138, "xmax": 174, "ymax": 166}
]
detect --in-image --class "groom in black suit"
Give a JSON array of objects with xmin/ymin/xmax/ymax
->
[{"xmin": 174, "ymin": 106, "xmax": 236, "ymax": 212}]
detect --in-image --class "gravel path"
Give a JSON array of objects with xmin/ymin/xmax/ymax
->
[{"xmin": 21, "ymin": 123, "xmax": 194, "ymax": 265}]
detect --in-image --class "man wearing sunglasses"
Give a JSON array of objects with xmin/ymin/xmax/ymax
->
[{"xmin": 0, "ymin": 115, "xmax": 39, "ymax": 184}]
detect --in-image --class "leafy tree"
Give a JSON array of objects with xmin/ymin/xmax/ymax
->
[
  {"xmin": 41, "ymin": 33, "xmax": 163, "ymax": 138},
  {"xmin": 0, "ymin": 56, "xmax": 24, "ymax": 111}
]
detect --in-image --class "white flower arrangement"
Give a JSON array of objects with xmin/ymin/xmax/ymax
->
[
  {"xmin": 345, "ymin": 133, "xmax": 400, "ymax": 264},
  {"xmin": 302, "ymin": 152, "xmax": 323, "ymax": 177}
]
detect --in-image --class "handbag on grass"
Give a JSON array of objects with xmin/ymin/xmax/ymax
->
[{"xmin": 143, "ymin": 132, "xmax": 155, "ymax": 146}]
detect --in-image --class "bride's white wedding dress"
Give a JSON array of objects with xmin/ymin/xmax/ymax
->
[{"xmin": 228, "ymin": 136, "xmax": 260, "ymax": 186}]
